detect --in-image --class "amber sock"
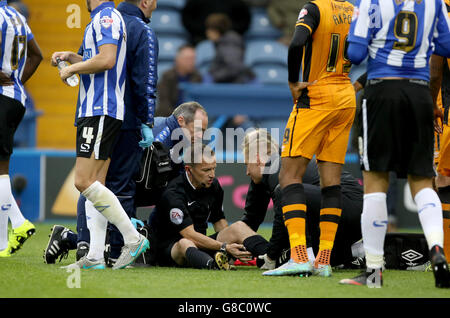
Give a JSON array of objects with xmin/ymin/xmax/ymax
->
[
  {"xmin": 316, "ymin": 185, "xmax": 342, "ymax": 266},
  {"xmin": 281, "ymin": 183, "xmax": 308, "ymax": 263}
]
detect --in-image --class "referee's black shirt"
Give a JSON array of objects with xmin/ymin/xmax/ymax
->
[{"xmin": 151, "ymin": 172, "xmax": 226, "ymax": 244}]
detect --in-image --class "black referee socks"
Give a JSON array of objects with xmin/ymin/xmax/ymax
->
[{"xmin": 185, "ymin": 247, "xmax": 215, "ymax": 269}]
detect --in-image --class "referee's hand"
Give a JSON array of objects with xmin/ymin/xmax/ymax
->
[{"xmin": 226, "ymin": 243, "xmax": 253, "ymax": 262}]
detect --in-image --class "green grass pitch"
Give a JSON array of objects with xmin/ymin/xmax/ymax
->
[{"xmin": 1, "ymin": 222, "xmax": 450, "ymax": 298}]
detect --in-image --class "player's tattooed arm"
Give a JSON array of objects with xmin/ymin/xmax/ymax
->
[
  {"xmin": 430, "ymin": 54, "xmax": 444, "ymax": 106},
  {"xmin": 430, "ymin": 54, "xmax": 445, "ymax": 134}
]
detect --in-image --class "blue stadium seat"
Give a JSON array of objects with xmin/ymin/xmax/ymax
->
[
  {"xmin": 245, "ymin": 40, "xmax": 288, "ymax": 67},
  {"xmin": 253, "ymin": 64, "xmax": 288, "ymax": 85},
  {"xmin": 195, "ymin": 40, "xmax": 215, "ymax": 71},
  {"xmin": 198, "ymin": 64, "xmax": 212, "ymax": 79},
  {"xmin": 150, "ymin": 9, "xmax": 187, "ymax": 37},
  {"xmin": 157, "ymin": 0, "xmax": 186, "ymax": 10},
  {"xmin": 245, "ymin": 8, "xmax": 281, "ymax": 41},
  {"xmin": 157, "ymin": 61, "xmax": 174, "ymax": 79},
  {"xmin": 158, "ymin": 36, "xmax": 187, "ymax": 62}
]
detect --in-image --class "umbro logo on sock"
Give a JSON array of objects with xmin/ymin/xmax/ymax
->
[{"xmin": 1, "ymin": 204, "xmax": 11, "ymax": 211}]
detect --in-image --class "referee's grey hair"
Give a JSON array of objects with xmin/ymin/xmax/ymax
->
[{"xmin": 172, "ymin": 101, "xmax": 207, "ymax": 124}]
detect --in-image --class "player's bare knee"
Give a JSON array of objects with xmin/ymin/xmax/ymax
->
[
  {"xmin": 232, "ymin": 221, "xmax": 252, "ymax": 234},
  {"xmin": 318, "ymin": 161, "xmax": 342, "ymax": 187},
  {"xmin": 279, "ymin": 157, "xmax": 308, "ymax": 188},
  {"xmin": 408, "ymin": 175, "xmax": 433, "ymax": 198},
  {"xmin": 179, "ymin": 238, "xmax": 197, "ymax": 251},
  {"xmin": 279, "ymin": 166, "xmax": 298, "ymax": 188},
  {"xmin": 74, "ymin": 176, "xmax": 94, "ymax": 193},
  {"xmin": 226, "ymin": 221, "xmax": 242, "ymax": 237}
]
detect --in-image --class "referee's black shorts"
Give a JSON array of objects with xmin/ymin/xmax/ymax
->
[
  {"xmin": 155, "ymin": 232, "xmax": 220, "ymax": 267},
  {"xmin": 0, "ymin": 94, "xmax": 25, "ymax": 161},
  {"xmin": 359, "ymin": 79, "xmax": 435, "ymax": 178}
]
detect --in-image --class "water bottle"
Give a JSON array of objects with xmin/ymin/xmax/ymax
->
[{"xmin": 56, "ymin": 57, "xmax": 79, "ymax": 87}]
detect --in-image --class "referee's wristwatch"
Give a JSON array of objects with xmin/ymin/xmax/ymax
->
[{"xmin": 220, "ymin": 243, "xmax": 227, "ymax": 253}]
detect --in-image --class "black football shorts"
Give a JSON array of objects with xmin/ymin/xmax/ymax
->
[
  {"xmin": 359, "ymin": 79, "xmax": 435, "ymax": 178},
  {"xmin": 76, "ymin": 115, "xmax": 122, "ymax": 160},
  {"xmin": 0, "ymin": 94, "xmax": 25, "ymax": 160}
]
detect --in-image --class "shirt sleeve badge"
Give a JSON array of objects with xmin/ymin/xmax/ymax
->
[
  {"xmin": 170, "ymin": 208, "xmax": 184, "ymax": 225},
  {"xmin": 100, "ymin": 16, "xmax": 114, "ymax": 29}
]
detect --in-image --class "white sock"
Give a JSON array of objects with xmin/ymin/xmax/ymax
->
[
  {"xmin": 361, "ymin": 192, "xmax": 388, "ymax": 269},
  {"xmin": 85, "ymin": 199, "xmax": 108, "ymax": 261},
  {"xmin": 415, "ymin": 188, "xmax": 444, "ymax": 249},
  {"xmin": 0, "ymin": 207, "xmax": 8, "ymax": 251},
  {"xmin": 82, "ymin": 181, "xmax": 139, "ymax": 244},
  {"xmin": 9, "ymin": 194, "xmax": 26, "ymax": 229},
  {"xmin": 307, "ymin": 247, "xmax": 315, "ymax": 263},
  {"xmin": 0, "ymin": 175, "xmax": 25, "ymax": 229},
  {"xmin": 351, "ymin": 240, "xmax": 365, "ymax": 258}
]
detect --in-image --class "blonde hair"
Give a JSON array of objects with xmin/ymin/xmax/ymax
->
[{"xmin": 242, "ymin": 129, "xmax": 279, "ymax": 163}]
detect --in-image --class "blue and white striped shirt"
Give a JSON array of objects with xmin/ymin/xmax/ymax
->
[
  {"xmin": 348, "ymin": 0, "xmax": 450, "ymax": 81},
  {"xmin": 0, "ymin": 0, "xmax": 33, "ymax": 106},
  {"xmin": 77, "ymin": 2, "xmax": 127, "ymax": 120}
]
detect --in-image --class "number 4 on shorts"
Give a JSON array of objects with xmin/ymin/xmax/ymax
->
[{"xmin": 82, "ymin": 127, "xmax": 94, "ymax": 144}]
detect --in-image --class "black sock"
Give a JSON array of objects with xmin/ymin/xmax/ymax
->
[
  {"xmin": 62, "ymin": 230, "xmax": 78, "ymax": 250},
  {"xmin": 243, "ymin": 235, "xmax": 269, "ymax": 257},
  {"xmin": 185, "ymin": 247, "xmax": 215, "ymax": 269},
  {"xmin": 438, "ymin": 186, "xmax": 450, "ymax": 259},
  {"xmin": 281, "ymin": 183, "xmax": 306, "ymax": 206}
]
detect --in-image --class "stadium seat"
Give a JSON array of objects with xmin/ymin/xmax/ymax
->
[
  {"xmin": 158, "ymin": 36, "xmax": 187, "ymax": 62},
  {"xmin": 157, "ymin": 0, "xmax": 186, "ymax": 10},
  {"xmin": 245, "ymin": 8, "xmax": 281, "ymax": 41},
  {"xmin": 151, "ymin": 9, "xmax": 187, "ymax": 37},
  {"xmin": 195, "ymin": 40, "xmax": 215, "ymax": 71},
  {"xmin": 253, "ymin": 64, "xmax": 288, "ymax": 85},
  {"xmin": 245, "ymin": 40, "xmax": 288, "ymax": 67}
]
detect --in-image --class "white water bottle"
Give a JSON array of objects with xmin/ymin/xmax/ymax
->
[{"xmin": 56, "ymin": 57, "xmax": 79, "ymax": 87}]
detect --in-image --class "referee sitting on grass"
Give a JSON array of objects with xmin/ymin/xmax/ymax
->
[{"xmin": 150, "ymin": 143, "xmax": 270, "ymax": 269}]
